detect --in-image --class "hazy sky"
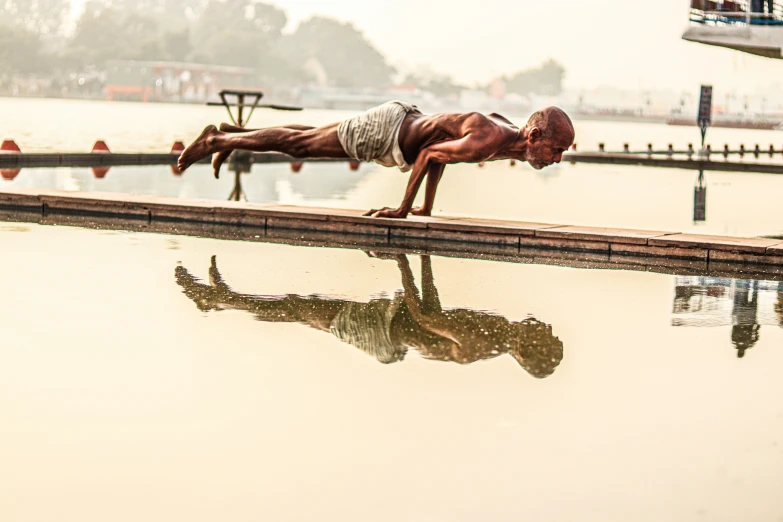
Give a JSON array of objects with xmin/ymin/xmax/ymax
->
[{"xmin": 71, "ymin": 0, "xmax": 781, "ymax": 93}]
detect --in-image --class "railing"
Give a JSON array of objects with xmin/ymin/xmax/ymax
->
[{"xmin": 690, "ymin": 0, "xmax": 783, "ymax": 25}]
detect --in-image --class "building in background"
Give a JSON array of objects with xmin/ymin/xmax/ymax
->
[{"xmin": 104, "ymin": 60, "xmax": 255, "ymax": 103}]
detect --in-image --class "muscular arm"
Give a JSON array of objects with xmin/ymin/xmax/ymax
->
[
  {"xmin": 367, "ymin": 115, "xmax": 505, "ymax": 219},
  {"xmin": 411, "ymin": 162, "xmax": 445, "ymax": 216}
]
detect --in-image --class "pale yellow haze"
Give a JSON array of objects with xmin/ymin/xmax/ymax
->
[{"xmin": 67, "ymin": 0, "xmax": 780, "ymax": 92}]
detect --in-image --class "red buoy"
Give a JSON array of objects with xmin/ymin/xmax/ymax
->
[
  {"xmin": 1, "ymin": 168, "xmax": 21, "ymax": 180},
  {"xmin": 348, "ymin": 160, "xmax": 360, "ymax": 171},
  {"xmin": 0, "ymin": 140, "xmax": 21, "ymax": 153},
  {"xmin": 290, "ymin": 162, "xmax": 304, "ymax": 173},
  {"xmin": 92, "ymin": 167, "xmax": 111, "ymax": 179},
  {"xmin": 91, "ymin": 140, "xmax": 110, "ymax": 153},
  {"xmin": 171, "ymin": 141, "xmax": 185, "ymax": 154}
]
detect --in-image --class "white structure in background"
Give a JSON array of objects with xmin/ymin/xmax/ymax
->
[
  {"xmin": 303, "ymin": 58, "xmax": 329, "ymax": 87},
  {"xmin": 682, "ymin": 0, "xmax": 783, "ymax": 58}
]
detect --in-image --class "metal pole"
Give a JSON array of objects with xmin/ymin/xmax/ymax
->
[{"xmin": 237, "ymin": 93, "xmax": 245, "ymax": 128}]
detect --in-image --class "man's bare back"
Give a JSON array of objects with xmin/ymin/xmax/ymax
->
[{"xmin": 177, "ymin": 102, "xmax": 575, "ymax": 219}]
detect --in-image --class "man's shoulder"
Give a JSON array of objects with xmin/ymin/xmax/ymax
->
[
  {"xmin": 463, "ymin": 112, "xmax": 515, "ymax": 131},
  {"xmin": 487, "ymin": 112, "xmax": 515, "ymax": 126},
  {"xmin": 462, "ymin": 113, "xmax": 516, "ymax": 140}
]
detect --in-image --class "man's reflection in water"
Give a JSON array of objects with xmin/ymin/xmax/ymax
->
[{"xmin": 175, "ymin": 254, "xmax": 564, "ymax": 378}]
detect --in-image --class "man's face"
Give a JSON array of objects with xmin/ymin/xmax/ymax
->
[{"xmin": 525, "ymin": 128, "xmax": 573, "ymax": 170}]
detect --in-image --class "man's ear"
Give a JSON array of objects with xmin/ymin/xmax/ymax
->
[{"xmin": 529, "ymin": 127, "xmax": 541, "ymax": 143}]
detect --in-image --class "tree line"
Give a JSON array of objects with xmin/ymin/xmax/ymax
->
[{"xmin": 0, "ymin": 0, "xmax": 565, "ymax": 95}]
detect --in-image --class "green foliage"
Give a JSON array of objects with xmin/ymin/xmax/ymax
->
[
  {"xmin": 65, "ymin": 6, "xmax": 195, "ymax": 68},
  {"xmin": 283, "ymin": 16, "xmax": 395, "ymax": 88},
  {"xmin": 402, "ymin": 72, "xmax": 465, "ymax": 98},
  {"xmin": 503, "ymin": 59, "xmax": 566, "ymax": 96},
  {"xmin": 0, "ymin": 0, "xmax": 562, "ymax": 93},
  {"xmin": 0, "ymin": 0, "xmax": 71, "ymax": 36},
  {"xmin": 0, "ymin": 23, "xmax": 49, "ymax": 75}
]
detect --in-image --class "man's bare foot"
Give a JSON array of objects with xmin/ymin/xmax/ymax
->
[
  {"xmin": 362, "ymin": 207, "xmax": 408, "ymax": 219},
  {"xmin": 410, "ymin": 206, "xmax": 432, "ymax": 216},
  {"xmin": 210, "ymin": 124, "xmax": 247, "ymax": 177},
  {"xmin": 177, "ymin": 124, "xmax": 220, "ymax": 171},
  {"xmin": 212, "ymin": 150, "xmax": 232, "ymax": 179}
]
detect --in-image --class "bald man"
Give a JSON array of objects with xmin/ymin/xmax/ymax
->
[{"xmin": 177, "ymin": 101, "xmax": 575, "ymax": 219}]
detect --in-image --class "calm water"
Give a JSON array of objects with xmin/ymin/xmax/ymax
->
[
  {"xmin": 4, "ymin": 97, "xmax": 783, "ymax": 237},
  {"xmin": 1, "ymin": 222, "xmax": 782, "ymax": 522}
]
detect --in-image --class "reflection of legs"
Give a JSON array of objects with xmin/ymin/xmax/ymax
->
[
  {"xmin": 244, "ymin": 295, "xmax": 345, "ymax": 332},
  {"xmin": 175, "ymin": 256, "xmax": 347, "ymax": 332}
]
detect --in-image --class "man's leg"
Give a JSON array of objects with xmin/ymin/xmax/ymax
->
[
  {"xmin": 212, "ymin": 123, "xmax": 317, "ymax": 178},
  {"xmin": 177, "ymin": 122, "xmax": 349, "ymax": 171},
  {"xmin": 220, "ymin": 123, "xmax": 316, "ymax": 133}
]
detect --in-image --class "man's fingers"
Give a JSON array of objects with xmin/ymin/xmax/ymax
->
[{"xmin": 362, "ymin": 207, "xmax": 391, "ymax": 216}]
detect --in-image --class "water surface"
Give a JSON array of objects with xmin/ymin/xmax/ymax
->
[{"xmin": 1, "ymin": 222, "xmax": 782, "ymax": 522}]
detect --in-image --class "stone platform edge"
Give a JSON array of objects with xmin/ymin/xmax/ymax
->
[{"xmin": 2, "ymin": 187, "xmax": 783, "ymax": 266}]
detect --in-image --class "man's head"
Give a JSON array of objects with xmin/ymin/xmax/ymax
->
[
  {"xmin": 522, "ymin": 107, "xmax": 575, "ymax": 170},
  {"xmin": 510, "ymin": 319, "xmax": 564, "ymax": 378}
]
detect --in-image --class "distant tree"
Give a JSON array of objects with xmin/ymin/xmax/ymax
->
[
  {"xmin": 402, "ymin": 72, "xmax": 465, "ymax": 98},
  {"xmin": 0, "ymin": 0, "xmax": 71, "ymax": 36},
  {"xmin": 503, "ymin": 59, "xmax": 566, "ymax": 96},
  {"xmin": 160, "ymin": 28, "xmax": 193, "ymax": 62},
  {"xmin": 191, "ymin": 0, "xmax": 286, "ymax": 68},
  {"xmin": 0, "ymin": 23, "xmax": 49, "ymax": 75},
  {"xmin": 65, "ymin": 6, "xmax": 170, "ymax": 67},
  {"xmin": 285, "ymin": 16, "xmax": 395, "ymax": 88}
]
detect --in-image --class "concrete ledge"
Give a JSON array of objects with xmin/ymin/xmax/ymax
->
[
  {"xmin": 767, "ymin": 244, "xmax": 783, "ymax": 256},
  {"xmin": 708, "ymin": 250, "xmax": 783, "ymax": 266},
  {"xmin": 610, "ymin": 243, "xmax": 709, "ymax": 260},
  {"xmin": 426, "ymin": 229, "xmax": 520, "ymax": 247},
  {"xmin": 3, "ymin": 188, "xmax": 783, "ymax": 272},
  {"xmin": 648, "ymin": 233, "xmax": 781, "ymax": 254},
  {"xmin": 0, "ymin": 190, "xmax": 43, "ymax": 211},
  {"xmin": 427, "ymin": 217, "xmax": 560, "ymax": 236},
  {"xmin": 520, "ymin": 236, "xmax": 610, "ymax": 253},
  {"xmin": 535, "ymin": 225, "xmax": 673, "ymax": 245}
]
